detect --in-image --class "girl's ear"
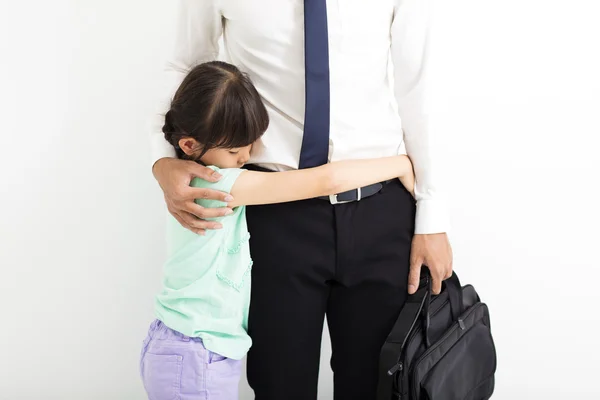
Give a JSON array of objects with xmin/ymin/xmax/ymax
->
[{"xmin": 178, "ymin": 138, "xmax": 202, "ymax": 157}]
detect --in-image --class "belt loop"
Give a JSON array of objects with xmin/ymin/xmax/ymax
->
[
  {"xmin": 356, "ymin": 187, "xmax": 362, "ymax": 201},
  {"xmin": 181, "ymin": 334, "xmax": 190, "ymax": 342}
]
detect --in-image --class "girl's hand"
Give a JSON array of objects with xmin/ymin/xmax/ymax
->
[{"xmin": 152, "ymin": 158, "xmax": 234, "ymax": 234}]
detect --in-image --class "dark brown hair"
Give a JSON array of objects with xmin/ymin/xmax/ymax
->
[{"xmin": 163, "ymin": 61, "xmax": 269, "ymax": 160}]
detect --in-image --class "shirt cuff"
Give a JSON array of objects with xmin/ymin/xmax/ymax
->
[{"xmin": 414, "ymin": 198, "xmax": 450, "ymax": 234}]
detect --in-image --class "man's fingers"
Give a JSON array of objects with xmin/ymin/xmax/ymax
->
[
  {"xmin": 171, "ymin": 211, "xmax": 191, "ymax": 230},
  {"xmin": 169, "ymin": 202, "xmax": 222, "ymax": 232},
  {"xmin": 410, "ymin": 233, "xmax": 453, "ymax": 295},
  {"xmin": 180, "ymin": 208, "xmax": 224, "ymax": 231},
  {"xmin": 445, "ymin": 261, "xmax": 454, "ymax": 280},
  {"xmin": 429, "ymin": 262, "xmax": 447, "ymax": 294},
  {"xmin": 183, "ymin": 210, "xmax": 225, "ymax": 231},
  {"xmin": 188, "ymin": 186, "xmax": 234, "ymax": 203},
  {"xmin": 188, "ymin": 162, "xmax": 223, "ymax": 183},
  {"xmin": 183, "ymin": 201, "xmax": 231, "ymax": 221},
  {"xmin": 156, "ymin": 159, "xmax": 233, "ymax": 234},
  {"xmin": 170, "ymin": 211, "xmax": 206, "ymax": 236},
  {"xmin": 408, "ymin": 260, "xmax": 423, "ymax": 294},
  {"xmin": 431, "ymin": 275, "xmax": 443, "ymax": 295}
]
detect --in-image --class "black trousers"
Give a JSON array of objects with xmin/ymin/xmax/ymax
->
[{"xmin": 245, "ymin": 179, "xmax": 416, "ymax": 400}]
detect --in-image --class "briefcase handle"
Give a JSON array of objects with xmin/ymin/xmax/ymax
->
[{"xmin": 420, "ymin": 268, "xmax": 464, "ymax": 348}]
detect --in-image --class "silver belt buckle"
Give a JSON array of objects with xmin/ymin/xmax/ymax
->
[{"xmin": 329, "ymin": 187, "xmax": 361, "ymax": 205}]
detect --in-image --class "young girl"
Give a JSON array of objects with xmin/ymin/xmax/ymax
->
[{"xmin": 140, "ymin": 61, "xmax": 415, "ymax": 400}]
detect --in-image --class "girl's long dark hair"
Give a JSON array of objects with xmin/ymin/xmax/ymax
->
[{"xmin": 163, "ymin": 61, "xmax": 269, "ymax": 159}]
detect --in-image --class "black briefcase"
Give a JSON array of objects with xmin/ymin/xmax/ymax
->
[{"xmin": 377, "ymin": 271, "xmax": 497, "ymax": 400}]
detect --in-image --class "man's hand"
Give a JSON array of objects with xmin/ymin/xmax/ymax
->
[
  {"xmin": 153, "ymin": 158, "xmax": 234, "ymax": 235},
  {"xmin": 408, "ymin": 233, "xmax": 453, "ymax": 295}
]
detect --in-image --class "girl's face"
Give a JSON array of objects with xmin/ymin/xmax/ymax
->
[
  {"xmin": 178, "ymin": 137, "xmax": 253, "ymax": 168},
  {"xmin": 200, "ymin": 144, "xmax": 253, "ymax": 168}
]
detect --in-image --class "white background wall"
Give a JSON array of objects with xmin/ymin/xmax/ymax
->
[{"xmin": 1, "ymin": 0, "xmax": 599, "ymax": 399}]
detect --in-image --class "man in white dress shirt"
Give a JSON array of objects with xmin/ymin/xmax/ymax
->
[{"xmin": 151, "ymin": 1, "xmax": 453, "ymax": 398}]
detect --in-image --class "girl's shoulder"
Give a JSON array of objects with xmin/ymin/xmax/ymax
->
[
  {"xmin": 191, "ymin": 166, "xmax": 245, "ymax": 192},
  {"xmin": 191, "ymin": 166, "xmax": 245, "ymax": 209}
]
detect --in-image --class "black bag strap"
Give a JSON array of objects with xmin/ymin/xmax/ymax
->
[
  {"xmin": 445, "ymin": 272, "xmax": 463, "ymax": 321},
  {"xmin": 422, "ymin": 282, "xmax": 433, "ymax": 347},
  {"xmin": 377, "ymin": 276, "xmax": 430, "ymax": 400},
  {"xmin": 422, "ymin": 271, "xmax": 464, "ymax": 348}
]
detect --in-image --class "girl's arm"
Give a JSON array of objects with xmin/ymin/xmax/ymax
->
[{"xmin": 228, "ymin": 155, "xmax": 414, "ymax": 207}]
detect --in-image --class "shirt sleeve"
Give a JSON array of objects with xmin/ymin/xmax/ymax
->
[
  {"xmin": 391, "ymin": 0, "xmax": 450, "ymax": 234},
  {"xmin": 191, "ymin": 167, "xmax": 245, "ymax": 211},
  {"xmin": 150, "ymin": 0, "xmax": 223, "ymax": 166}
]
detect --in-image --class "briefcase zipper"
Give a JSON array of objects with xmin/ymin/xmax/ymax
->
[
  {"xmin": 410, "ymin": 303, "xmax": 485, "ymax": 400},
  {"xmin": 388, "ymin": 361, "xmax": 403, "ymax": 375}
]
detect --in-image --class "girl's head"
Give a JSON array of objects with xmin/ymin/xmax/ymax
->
[{"xmin": 163, "ymin": 61, "xmax": 269, "ymax": 168}]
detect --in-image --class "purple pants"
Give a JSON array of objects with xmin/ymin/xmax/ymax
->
[{"xmin": 140, "ymin": 320, "xmax": 243, "ymax": 400}]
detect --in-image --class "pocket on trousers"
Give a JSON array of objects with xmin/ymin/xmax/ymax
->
[
  {"xmin": 208, "ymin": 351, "xmax": 227, "ymax": 364},
  {"xmin": 141, "ymin": 353, "xmax": 183, "ymax": 400},
  {"xmin": 209, "ymin": 351, "xmax": 239, "ymax": 366}
]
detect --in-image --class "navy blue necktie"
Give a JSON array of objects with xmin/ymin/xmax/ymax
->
[{"xmin": 298, "ymin": 0, "xmax": 330, "ymax": 169}]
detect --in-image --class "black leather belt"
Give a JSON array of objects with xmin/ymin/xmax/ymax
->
[{"xmin": 317, "ymin": 180, "xmax": 393, "ymax": 204}]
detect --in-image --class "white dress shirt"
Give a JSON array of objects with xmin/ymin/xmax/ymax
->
[{"xmin": 150, "ymin": 0, "xmax": 449, "ymax": 234}]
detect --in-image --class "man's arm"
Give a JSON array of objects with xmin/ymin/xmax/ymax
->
[
  {"xmin": 151, "ymin": 0, "xmax": 233, "ymax": 234},
  {"xmin": 391, "ymin": 0, "xmax": 453, "ymax": 294},
  {"xmin": 150, "ymin": 0, "xmax": 222, "ymax": 165}
]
